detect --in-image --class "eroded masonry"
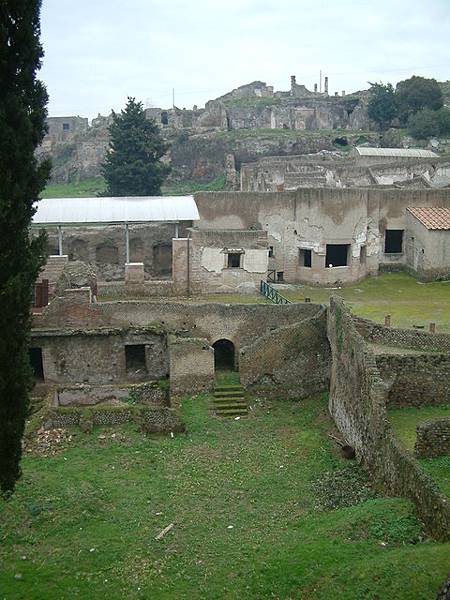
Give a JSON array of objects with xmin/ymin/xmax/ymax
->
[{"xmin": 30, "ymin": 188, "xmax": 450, "ymax": 539}]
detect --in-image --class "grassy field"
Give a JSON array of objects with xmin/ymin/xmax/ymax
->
[
  {"xmin": 282, "ymin": 272, "xmax": 450, "ymax": 332},
  {"xmin": 1, "ymin": 395, "xmax": 449, "ymax": 600},
  {"xmin": 388, "ymin": 405, "xmax": 450, "ymax": 498},
  {"xmin": 41, "ymin": 175, "xmax": 228, "ymax": 199},
  {"xmin": 41, "ymin": 177, "xmax": 106, "ymax": 198}
]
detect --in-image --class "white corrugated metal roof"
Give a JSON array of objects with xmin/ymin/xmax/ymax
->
[
  {"xmin": 32, "ymin": 196, "xmax": 199, "ymax": 225},
  {"xmin": 355, "ymin": 147, "xmax": 438, "ymax": 158}
]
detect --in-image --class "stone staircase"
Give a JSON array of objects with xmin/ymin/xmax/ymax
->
[{"xmin": 212, "ymin": 383, "xmax": 248, "ymax": 418}]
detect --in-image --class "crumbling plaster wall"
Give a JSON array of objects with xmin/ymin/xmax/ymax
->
[
  {"xmin": 189, "ymin": 229, "xmax": 268, "ymax": 293},
  {"xmin": 195, "ymin": 189, "xmax": 450, "ymax": 284}
]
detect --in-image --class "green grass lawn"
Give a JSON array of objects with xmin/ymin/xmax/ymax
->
[
  {"xmin": 41, "ymin": 177, "xmax": 106, "ymax": 198},
  {"xmin": 1, "ymin": 395, "xmax": 449, "ymax": 600},
  {"xmin": 283, "ymin": 273, "xmax": 450, "ymax": 332},
  {"xmin": 388, "ymin": 405, "xmax": 450, "ymax": 499}
]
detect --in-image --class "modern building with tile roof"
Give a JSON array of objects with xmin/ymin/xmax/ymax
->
[{"xmin": 406, "ymin": 207, "xmax": 450, "ymax": 230}]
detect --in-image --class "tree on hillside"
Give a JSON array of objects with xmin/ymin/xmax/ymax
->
[
  {"xmin": 367, "ymin": 82, "xmax": 398, "ymax": 130},
  {"xmin": 396, "ymin": 76, "xmax": 443, "ymax": 124},
  {"xmin": 0, "ymin": 0, "xmax": 50, "ymax": 492},
  {"xmin": 102, "ymin": 98, "xmax": 170, "ymax": 196},
  {"xmin": 408, "ymin": 106, "xmax": 450, "ymax": 139}
]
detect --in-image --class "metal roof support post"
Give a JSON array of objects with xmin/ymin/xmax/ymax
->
[
  {"xmin": 58, "ymin": 225, "xmax": 63, "ymax": 256},
  {"xmin": 125, "ymin": 223, "xmax": 130, "ymax": 263}
]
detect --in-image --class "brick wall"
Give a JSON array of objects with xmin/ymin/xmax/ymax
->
[
  {"xmin": 169, "ymin": 337, "xmax": 215, "ymax": 397},
  {"xmin": 415, "ymin": 418, "xmax": 450, "ymax": 458},
  {"xmin": 240, "ymin": 305, "xmax": 329, "ymax": 397},
  {"xmin": 375, "ymin": 354, "xmax": 450, "ymax": 407},
  {"xmin": 328, "ymin": 297, "xmax": 450, "ymax": 541}
]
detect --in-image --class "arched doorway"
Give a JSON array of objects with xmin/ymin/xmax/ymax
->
[{"xmin": 212, "ymin": 339, "xmax": 235, "ymax": 372}]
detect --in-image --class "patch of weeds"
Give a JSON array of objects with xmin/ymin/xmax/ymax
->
[{"xmin": 312, "ymin": 463, "xmax": 378, "ymax": 510}]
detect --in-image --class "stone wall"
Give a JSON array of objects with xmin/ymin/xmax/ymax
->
[
  {"xmin": 169, "ymin": 337, "xmax": 214, "ymax": 397},
  {"xmin": 35, "ymin": 290, "xmax": 321, "ymax": 349},
  {"xmin": 375, "ymin": 354, "xmax": 450, "ymax": 407},
  {"xmin": 354, "ymin": 316, "xmax": 450, "ymax": 353},
  {"xmin": 43, "ymin": 404, "xmax": 184, "ymax": 434},
  {"xmin": 328, "ymin": 297, "xmax": 450, "ymax": 541},
  {"xmin": 415, "ymin": 418, "xmax": 450, "ymax": 458},
  {"xmin": 31, "ymin": 326, "xmax": 168, "ymax": 385},
  {"xmin": 240, "ymin": 305, "xmax": 329, "ymax": 397},
  {"xmin": 40, "ymin": 221, "xmax": 191, "ymax": 282},
  {"xmin": 55, "ymin": 381, "xmax": 168, "ymax": 407}
]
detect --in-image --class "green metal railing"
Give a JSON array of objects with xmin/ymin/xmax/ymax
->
[{"xmin": 260, "ymin": 280, "xmax": 291, "ymax": 305}]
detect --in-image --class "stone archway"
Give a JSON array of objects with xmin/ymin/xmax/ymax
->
[{"xmin": 212, "ymin": 339, "xmax": 236, "ymax": 372}]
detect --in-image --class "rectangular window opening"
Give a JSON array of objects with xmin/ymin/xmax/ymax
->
[
  {"xmin": 325, "ymin": 244, "xmax": 349, "ymax": 268},
  {"xmin": 299, "ymin": 248, "xmax": 312, "ymax": 268},
  {"xmin": 125, "ymin": 344, "xmax": 147, "ymax": 375},
  {"xmin": 385, "ymin": 230, "xmax": 404, "ymax": 254},
  {"xmin": 268, "ymin": 246, "xmax": 274, "ymax": 258},
  {"xmin": 277, "ymin": 271, "xmax": 284, "ymax": 282},
  {"xmin": 227, "ymin": 253, "xmax": 241, "ymax": 268},
  {"xmin": 29, "ymin": 347, "xmax": 44, "ymax": 381},
  {"xmin": 62, "ymin": 123, "xmax": 70, "ymax": 131}
]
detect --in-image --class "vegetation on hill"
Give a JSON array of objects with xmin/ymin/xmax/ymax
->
[
  {"xmin": 1, "ymin": 395, "xmax": 449, "ymax": 599},
  {"xmin": 368, "ymin": 75, "xmax": 449, "ymax": 139},
  {"xmin": 0, "ymin": 0, "xmax": 50, "ymax": 493}
]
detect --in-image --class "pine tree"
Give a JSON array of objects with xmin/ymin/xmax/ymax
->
[
  {"xmin": 0, "ymin": 1, "xmax": 50, "ymax": 493},
  {"xmin": 102, "ymin": 98, "xmax": 170, "ymax": 196}
]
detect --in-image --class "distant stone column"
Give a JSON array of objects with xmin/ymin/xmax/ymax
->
[
  {"xmin": 384, "ymin": 315, "xmax": 391, "ymax": 327},
  {"xmin": 314, "ymin": 83, "xmax": 318, "ymax": 93},
  {"xmin": 429, "ymin": 322, "xmax": 436, "ymax": 333},
  {"xmin": 324, "ymin": 77, "xmax": 329, "ymax": 95},
  {"xmin": 290, "ymin": 75, "xmax": 296, "ymax": 95}
]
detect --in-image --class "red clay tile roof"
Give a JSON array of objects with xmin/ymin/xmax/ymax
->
[{"xmin": 407, "ymin": 207, "xmax": 450, "ymax": 230}]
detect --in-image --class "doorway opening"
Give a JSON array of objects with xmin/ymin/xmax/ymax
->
[
  {"xmin": 29, "ymin": 347, "xmax": 44, "ymax": 381},
  {"xmin": 212, "ymin": 339, "xmax": 235, "ymax": 371}
]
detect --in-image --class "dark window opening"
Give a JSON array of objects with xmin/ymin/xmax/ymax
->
[
  {"xmin": 268, "ymin": 246, "xmax": 274, "ymax": 258},
  {"xmin": 29, "ymin": 347, "xmax": 44, "ymax": 381},
  {"xmin": 227, "ymin": 253, "xmax": 241, "ymax": 268},
  {"xmin": 325, "ymin": 244, "xmax": 349, "ymax": 268},
  {"xmin": 125, "ymin": 344, "xmax": 147, "ymax": 376},
  {"xmin": 213, "ymin": 339, "xmax": 235, "ymax": 371},
  {"xmin": 153, "ymin": 243, "xmax": 172, "ymax": 276},
  {"xmin": 299, "ymin": 248, "xmax": 312, "ymax": 268},
  {"xmin": 333, "ymin": 136, "xmax": 348, "ymax": 146},
  {"xmin": 385, "ymin": 230, "xmax": 403, "ymax": 254},
  {"xmin": 161, "ymin": 111, "xmax": 168, "ymax": 126},
  {"xmin": 96, "ymin": 243, "xmax": 119, "ymax": 264},
  {"xmin": 277, "ymin": 271, "xmax": 284, "ymax": 282},
  {"xmin": 62, "ymin": 123, "xmax": 70, "ymax": 131},
  {"xmin": 360, "ymin": 245, "xmax": 367, "ymax": 265}
]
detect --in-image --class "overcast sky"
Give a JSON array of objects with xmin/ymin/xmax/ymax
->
[{"xmin": 40, "ymin": 0, "xmax": 450, "ymax": 120}]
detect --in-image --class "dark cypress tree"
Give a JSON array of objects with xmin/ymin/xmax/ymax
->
[
  {"xmin": 102, "ymin": 97, "xmax": 170, "ymax": 196},
  {"xmin": 0, "ymin": 1, "xmax": 50, "ymax": 493}
]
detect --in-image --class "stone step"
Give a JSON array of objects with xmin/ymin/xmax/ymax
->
[
  {"xmin": 215, "ymin": 407, "xmax": 248, "ymax": 417},
  {"xmin": 213, "ymin": 402, "xmax": 247, "ymax": 410},
  {"xmin": 214, "ymin": 390, "xmax": 245, "ymax": 398}
]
